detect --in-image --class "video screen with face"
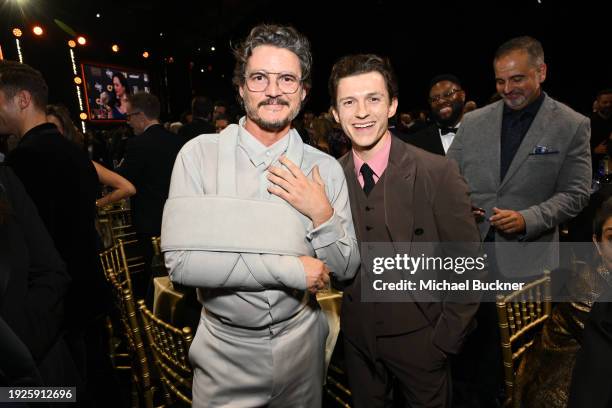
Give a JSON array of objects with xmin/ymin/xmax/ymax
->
[{"xmin": 81, "ymin": 63, "xmax": 151, "ymax": 121}]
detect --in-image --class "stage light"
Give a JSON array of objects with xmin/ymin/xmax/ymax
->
[
  {"xmin": 12, "ymin": 28, "xmax": 22, "ymax": 37},
  {"xmin": 32, "ymin": 26, "xmax": 43, "ymax": 36},
  {"xmin": 79, "ymin": 113, "xmax": 88, "ymax": 120},
  {"xmin": 96, "ymin": 13, "xmax": 101, "ymax": 18},
  {"xmin": 200, "ymin": 68, "xmax": 204, "ymax": 73},
  {"xmin": 111, "ymin": 44, "xmax": 119, "ymax": 52},
  {"xmin": 142, "ymin": 51, "xmax": 150, "ymax": 58},
  {"xmin": 68, "ymin": 40, "xmax": 76, "ymax": 48},
  {"xmin": 211, "ymin": 46, "xmax": 216, "ymax": 52},
  {"xmin": 74, "ymin": 76, "xmax": 82, "ymax": 85},
  {"xmin": 77, "ymin": 36, "xmax": 86, "ymax": 45}
]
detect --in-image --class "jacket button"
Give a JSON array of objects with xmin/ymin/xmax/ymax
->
[
  {"xmin": 415, "ymin": 228, "xmax": 424, "ymax": 235},
  {"xmin": 366, "ymin": 226, "xmax": 373, "ymax": 231}
]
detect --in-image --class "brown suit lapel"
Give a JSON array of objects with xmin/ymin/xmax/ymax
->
[
  {"xmin": 384, "ymin": 137, "xmax": 416, "ymax": 248},
  {"xmin": 341, "ymin": 152, "xmax": 366, "ymax": 243}
]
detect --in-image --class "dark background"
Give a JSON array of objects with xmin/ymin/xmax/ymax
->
[{"xmin": 1, "ymin": 0, "xmax": 610, "ymax": 122}]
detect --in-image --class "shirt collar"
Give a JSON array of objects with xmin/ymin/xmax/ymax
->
[
  {"xmin": 352, "ymin": 132, "xmax": 392, "ymax": 179},
  {"xmin": 237, "ymin": 117, "xmax": 291, "ymax": 167},
  {"xmin": 21, "ymin": 122, "xmax": 57, "ymax": 139},
  {"xmin": 143, "ymin": 123, "xmax": 161, "ymax": 133},
  {"xmin": 438, "ymin": 121, "xmax": 462, "ymax": 136}
]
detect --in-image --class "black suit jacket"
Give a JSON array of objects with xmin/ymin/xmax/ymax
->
[
  {"xmin": 178, "ymin": 118, "xmax": 215, "ymax": 143},
  {"xmin": 568, "ymin": 285, "xmax": 612, "ymax": 408},
  {"xmin": 404, "ymin": 125, "xmax": 446, "ymax": 156},
  {"xmin": 119, "ymin": 124, "xmax": 184, "ymax": 235},
  {"xmin": 6, "ymin": 124, "xmax": 102, "ymax": 323},
  {"xmin": 338, "ymin": 136, "xmax": 482, "ymax": 356},
  {"xmin": 0, "ymin": 166, "xmax": 70, "ymax": 362}
]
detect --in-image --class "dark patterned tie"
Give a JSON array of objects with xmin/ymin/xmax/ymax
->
[{"xmin": 360, "ymin": 163, "xmax": 375, "ymax": 196}]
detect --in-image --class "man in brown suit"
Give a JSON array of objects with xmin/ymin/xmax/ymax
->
[{"xmin": 330, "ymin": 54, "xmax": 483, "ymax": 407}]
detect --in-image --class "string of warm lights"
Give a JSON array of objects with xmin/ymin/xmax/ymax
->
[
  {"xmin": 15, "ymin": 38, "xmax": 23, "ymax": 63},
  {"xmin": 66, "ymin": 40, "xmax": 87, "ymax": 132},
  {"xmin": 69, "ymin": 49, "xmax": 77, "ymax": 75}
]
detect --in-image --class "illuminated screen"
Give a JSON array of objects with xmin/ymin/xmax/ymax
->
[{"xmin": 81, "ymin": 63, "xmax": 151, "ymax": 121}]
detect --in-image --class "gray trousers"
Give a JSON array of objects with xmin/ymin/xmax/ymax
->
[{"xmin": 190, "ymin": 303, "xmax": 329, "ymax": 407}]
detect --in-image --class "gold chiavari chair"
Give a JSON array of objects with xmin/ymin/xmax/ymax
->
[
  {"xmin": 151, "ymin": 236, "xmax": 161, "ymax": 255},
  {"xmin": 138, "ymin": 299, "xmax": 193, "ymax": 407},
  {"xmin": 97, "ymin": 200, "xmax": 136, "ymax": 245},
  {"xmin": 496, "ymin": 270, "xmax": 552, "ymax": 408},
  {"xmin": 325, "ymin": 363, "xmax": 352, "ymax": 407},
  {"xmin": 99, "ymin": 240, "xmax": 154, "ymax": 408},
  {"xmin": 97, "ymin": 201, "xmax": 145, "ymax": 281},
  {"xmin": 150, "ymin": 236, "xmax": 166, "ymax": 279}
]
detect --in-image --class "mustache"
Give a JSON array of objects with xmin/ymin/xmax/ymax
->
[{"xmin": 258, "ymin": 98, "xmax": 289, "ymax": 107}]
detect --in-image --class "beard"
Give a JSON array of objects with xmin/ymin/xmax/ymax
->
[
  {"xmin": 431, "ymin": 100, "xmax": 464, "ymax": 127},
  {"xmin": 243, "ymin": 96, "xmax": 301, "ymax": 132},
  {"xmin": 599, "ymin": 106, "xmax": 612, "ymax": 119}
]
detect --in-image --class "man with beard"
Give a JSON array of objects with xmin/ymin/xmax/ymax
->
[
  {"xmin": 161, "ymin": 24, "xmax": 360, "ymax": 407},
  {"xmin": 405, "ymin": 74, "xmax": 466, "ymax": 155},
  {"xmin": 590, "ymin": 89, "xmax": 612, "ymax": 176},
  {"xmin": 447, "ymin": 36, "xmax": 591, "ymax": 406}
]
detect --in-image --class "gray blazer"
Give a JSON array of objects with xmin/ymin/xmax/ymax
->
[{"xmin": 447, "ymin": 94, "xmax": 591, "ymax": 277}]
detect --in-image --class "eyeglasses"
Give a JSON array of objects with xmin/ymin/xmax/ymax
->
[
  {"xmin": 428, "ymin": 88, "xmax": 463, "ymax": 104},
  {"xmin": 244, "ymin": 71, "xmax": 302, "ymax": 94},
  {"xmin": 125, "ymin": 111, "xmax": 142, "ymax": 120}
]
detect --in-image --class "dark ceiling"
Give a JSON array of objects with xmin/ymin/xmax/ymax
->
[{"xmin": 1, "ymin": 0, "xmax": 610, "ymax": 120}]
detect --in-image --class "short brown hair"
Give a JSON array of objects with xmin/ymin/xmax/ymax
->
[
  {"xmin": 127, "ymin": 92, "xmax": 160, "ymax": 120},
  {"xmin": 329, "ymin": 54, "xmax": 398, "ymax": 107},
  {"xmin": 0, "ymin": 60, "xmax": 48, "ymax": 110}
]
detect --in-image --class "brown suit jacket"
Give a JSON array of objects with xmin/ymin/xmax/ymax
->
[{"xmin": 339, "ymin": 135, "xmax": 483, "ymax": 356}]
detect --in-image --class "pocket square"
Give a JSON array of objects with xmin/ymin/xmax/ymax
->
[{"xmin": 529, "ymin": 145, "xmax": 559, "ymax": 155}]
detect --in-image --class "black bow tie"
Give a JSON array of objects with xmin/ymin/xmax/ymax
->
[{"xmin": 440, "ymin": 127, "xmax": 458, "ymax": 135}]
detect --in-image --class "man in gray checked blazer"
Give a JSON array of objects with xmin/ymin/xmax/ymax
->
[
  {"xmin": 446, "ymin": 35, "xmax": 591, "ymax": 407},
  {"xmin": 448, "ymin": 36, "xmax": 591, "ymax": 279}
]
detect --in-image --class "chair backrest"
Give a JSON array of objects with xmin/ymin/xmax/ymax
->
[
  {"xmin": 99, "ymin": 240, "xmax": 134, "ymax": 292},
  {"xmin": 99, "ymin": 241, "xmax": 153, "ymax": 407},
  {"xmin": 138, "ymin": 299, "xmax": 193, "ymax": 406},
  {"xmin": 97, "ymin": 202, "xmax": 138, "ymax": 245},
  {"xmin": 496, "ymin": 270, "xmax": 552, "ymax": 408},
  {"xmin": 152, "ymin": 236, "xmax": 161, "ymax": 256}
]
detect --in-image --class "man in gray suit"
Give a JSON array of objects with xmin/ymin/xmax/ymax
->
[
  {"xmin": 448, "ymin": 36, "xmax": 591, "ymax": 277},
  {"xmin": 447, "ymin": 36, "xmax": 591, "ymax": 406},
  {"xmin": 162, "ymin": 24, "xmax": 360, "ymax": 407}
]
